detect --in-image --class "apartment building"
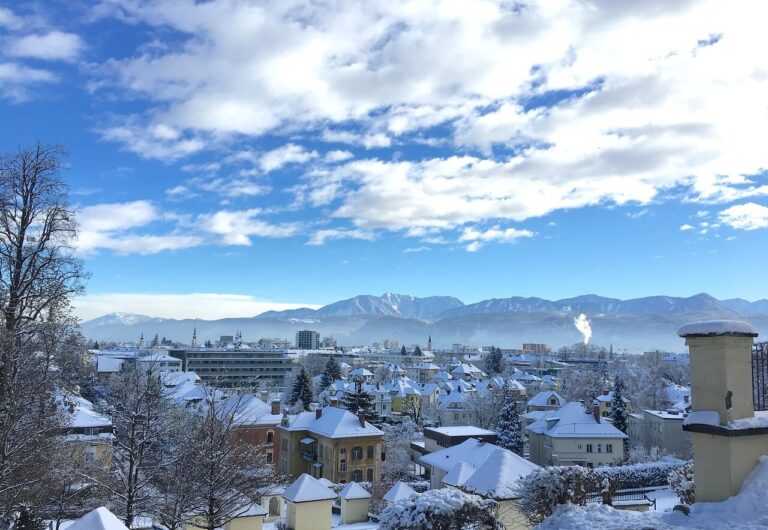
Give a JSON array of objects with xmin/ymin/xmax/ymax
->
[
  {"xmin": 169, "ymin": 347, "xmax": 295, "ymax": 388},
  {"xmin": 526, "ymin": 401, "xmax": 628, "ymax": 467},
  {"xmin": 276, "ymin": 407, "xmax": 383, "ymax": 484},
  {"xmin": 296, "ymin": 330, "xmax": 320, "ymax": 350}
]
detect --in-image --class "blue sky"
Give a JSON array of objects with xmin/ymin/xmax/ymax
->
[{"xmin": 2, "ymin": 0, "xmax": 768, "ymax": 320}]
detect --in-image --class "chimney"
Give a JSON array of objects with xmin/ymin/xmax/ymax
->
[
  {"xmin": 593, "ymin": 405, "xmax": 600, "ymax": 423},
  {"xmin": 271, "ymin": 399, "xmax": 281, "ymax": 415},
  {"xmin": 68, "ymin": 403, "xmax": 75, "ymax": 414},
  {"xmin": 358, "ymin": 412, "xmax": 366, "ymax": 427},
  {"xmin": 260, "ymin": 390, "xmax": 269, "ymax": 403},
  {"xmin": 316, "ymin": 408, "xmax": 323, "ymax": 420}
]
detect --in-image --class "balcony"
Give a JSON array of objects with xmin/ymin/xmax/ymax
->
[{"xmin": 301, "ymin": 451, "xmax": 317, "ymax": 462}]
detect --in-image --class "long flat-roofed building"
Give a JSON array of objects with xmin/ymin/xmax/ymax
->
[{"xmin": 169, "ymin": 347, "xmax": 295, "ymax": 389}]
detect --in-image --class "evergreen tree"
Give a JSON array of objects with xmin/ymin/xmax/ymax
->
[
  {"xmin": 484, "ymin": 347, "xmax": 503, "ymax": 374},
  {"xmin": 414, "ymin": 345, "xmax": 423, "ymax": 356},
  {"xmin": 496, "ymin": 382, "xmax": 525, "ymax": 455},
  {"xmin": 341, "ymin": 378, "xmax": 379, "ymax": 424},
  {"xmin": 151, "ymin": 333, "xmax": 159, "ymax": 348},
  {"xmin": 319, "ymin": 354, "xmax": 342, "ymax": 392},
  {"xmin": 610, "ymin": 375, "xmax": 630, "ymax": 458},
  {"xmin": 401, "ymin": 345, "xmax": 407, "ymax": 355},
  {"xmin": 92, "ymin": 340, "xmax": 100, "ymax": 350},
  {"xmin": 289, "ymin": 368, "xmax": 313, "ymax": 411}
]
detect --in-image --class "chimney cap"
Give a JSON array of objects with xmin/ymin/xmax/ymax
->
[{"xmin": 678, "ymin": 320, "xmax": 758, "ymax": 338}]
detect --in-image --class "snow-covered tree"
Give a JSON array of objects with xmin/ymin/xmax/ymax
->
[
  {"xmin": 381, "ymin": 418, "xmax": 416, "ymax": 483},
  {"xmin": 560, "ymin": 368, "xmax": 607, "ymax": 405},
  {"xmin": 379, "ymin": 488, "xmax": 500, "ymax": 530},
  {"xmin": 340, "ymin": 378, "xmax": 379, "ymax": 424},
  {"xmin": 184, "ymin": 391, "xmax": 283, "ymax": 530},
  {"xmin": 465, "ymin": 391, "xmax": 505, "ymax": 430},
  {"xmin": 319, "ymin": 354, "xmax": 342, "ymax": 392},
  {"xmin": 609, "ymin": 375, "xmax": 629, "ymax": 458},
  {"xmin": 289, "ymin": 367, "xmax": 313, "ymax": 411},
  {"xmin": 669, "ymin": 461, "xmax": 695, "ymax": 505},
  {"xmin": 484, "ymin": 347, "xmax": 503, "ymax": 375},
  {"xmin": 496, "ymin": 384, "xmax": 525, "ymax": 455},
  {"xmin": 515, "ymin": 466, "xmax": 597, "ymax": 525}
]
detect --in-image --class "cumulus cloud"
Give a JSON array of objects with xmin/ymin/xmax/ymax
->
[
  {"xmin": 258, "ymin": 143, "xmax": 318, "ymax": 173},
  {"xmin": 458, "ymin": 225, "xmax": 534, "ymax": 252},
  {"xmin": 7, "ymin": 31, "xmax": 84, "ymax": 62},
  {"xmin": 198, "ymin": 209, "xmax": 299, "ymax": 245},
  {"xmin": 719, "ymin": 203, "xmax": 768, "ymax": 231},
  {"xmin": 679, "ymin": 224, "xmax": 694, "ymax": 231},
  {"xmin": 306, "ymin": 228, "xmax": 374, "ymax": 246},
  {"xmin": 72, "ymin": 292, "xmax": 321, "ymax": 321}
]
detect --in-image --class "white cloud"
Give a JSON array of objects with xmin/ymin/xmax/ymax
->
[
  {"xmin": 86, "ymin": 1, "xmax": 768, "ymax": 236},
  {"xmin": 306, "ymin": 228, "xmax": 374, "ymax": 246},
  {"xmin": 403, "ymin": 246, "xmax": 430, "ymax": 253},
  {"xmin": 324, "ymin": 150, "xmax": 354, "ymax": 163},
  {"xmin": 458, "ymin": 225, "xmax": 534, "ymax": 251},
  {"xmin": 72, "ymin": 292, "xmax": 321, "ymax": 321},
  {"xmin": 199, "ymin": 209, "xmax": 299, "ymax": 245},
  {"xmin": 77, "ymin": 200, "xmax": 203, "ymax": 255},
  {"xmin": 719, "ymin": 203, "xmax": 768, "ymax": 231},
  {"xmin": 8, "ymin": 31, "xmax": 84, "ymax": 62},
  {"xmin": 101, "ymin": 122, "xmax": 206, "ymax": 160},
  {"xmin": 259, "ymin": 143, "xmax": 318, "ymax": 173},
  {"xmin": 679, "ymin": 224, "xmax": 694, "ymax": 231}
]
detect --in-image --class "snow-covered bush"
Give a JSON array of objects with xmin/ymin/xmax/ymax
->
[
  {"xmin": 515, "ymin": 466, "xmax": 598, "ymax": 525},
  {"xmin": 668, "ymin": 461, "xmax": 695, "ymax": 504},
  {"xmin": 594, "ymin": 458, "xmax": 686, "ymax": 489},
  {"xmin": 378, "ymin": 488, "xmax": 500, "ymax": 530}
]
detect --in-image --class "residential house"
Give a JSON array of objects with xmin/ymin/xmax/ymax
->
[
  {"xmin": 422, "ymin": 426, "xmax": 497, "ymax": 453},
  {"xmin": 276, "ymin": 407, "xmax": 383, "ymax": 484},
  {"xmin": 628, "ymin": 409, "xmax": 692, "ymax": 460},
  {"xmin": 527, "ymin": 390, "xmax": 566, "ymax": 412},
  {"xmin": 282, "ymin": 474, "xmax": 337, "ymax": 530},
  {"xmin": 407, "ymin": 362, "xmax": 441, "ymax": 383},
  {"xmin": 526, "ymin": 401, "xmax": 628, "ymax": 467},
  {"xmin": 593, "ymin": 390, "xmax": 632, "ymax": 419},
  {"xmin": 61, "ymin": 399, "xmax": 114, "ymax": 472}
]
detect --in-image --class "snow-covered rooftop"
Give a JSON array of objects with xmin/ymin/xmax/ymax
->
[
  {"xmin": 338, "ymin": 481, "xmax": 372, "ymax": 500},
  {"xmin": 282, "ymin": 407, "xmax": 383, "ymax": 439},
  {"xmin": 425, "ymin": 426, "xmax": 496, "ymax": 437},
  {"xmin": 442, "ymin": 461, "xmax": 476, "ymax": 487},
  {"xmin": 282, "ymin": 473, "xmax": 337, "ymax": 503},
  {"xmin": 528, "ymin": 390, "xmax": 566, "ymax": 407},
  {"xmin": 383, "ymin": 481, "xmax": 416, "ymax": 503},
  {"xmin": 67, "ymin": 507, "xmax": 128, "ymax": 530},
  {"xmin": 462, "ymin": 448, "xmax": 539, "ymax": 500},
  {"xmin": 678, "ymin": 320, "xmax": 758, "ymax": 338},
  {"xmin": 526, "ymin": 402, "xmax": 628, "ymax": 439}
]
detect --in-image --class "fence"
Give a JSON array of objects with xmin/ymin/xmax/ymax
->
[
  {"xmin": 753, "ymin": 342, "xmax": 768, "ymax": 411},
  {"xmin": 587, "ymin": 487, "xmax": 658, "ymax": 509}
]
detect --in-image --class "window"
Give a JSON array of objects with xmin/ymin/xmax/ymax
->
[
  {"xmin": 352, "ymin": 446, "xmax": 362, "ymax": 460},
  {"xmin": 267, "ymin": 431, "xmax": 274, "ymax": 444},
  {"xmin": 83, "ymin": 427, "xmax": 96, "ymax": 436},
  {"xmin": 367, "ymin": 445, "xmax": 374, "ymax": 459},
  {"xmin": 454, "ymin": 413, "xmax": 459, "ymax": 421},
  {"xmin": 340, "ymin": 447, "xmax": 346, "ymax": 454},
  {"xmin": 586, "ymin": 444, "xmax": 593, "ymax": 453},
  {"xmin": 281, "ymin": 437, "xmax": 288, "ymax": 451},
  {"xmin": 597, "ymin": 444, "xmax": 602, "ymax": 453},
  {"xmin": 606, "ymin": 444, "xmax": 613, "ymax": 454},
  {"xmin": 352, "ymin": 469, "xmax": 362, "ymax": 482},
  {"xmin": 266, "ymin": 451, "xmax": 273, "ymax": 464},
  {"xmin": 339, "ymin": 459, "xmax": 347, "ymax": 471},
  {"xmin": 367, "ymin": 468, "xmax": 374, "ymax": 481},
  {"xmin": 281, "ymin": 457, "xmax": 287, "ymax": 473}
]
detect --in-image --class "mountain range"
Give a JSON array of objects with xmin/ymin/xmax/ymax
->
[{"xmin": 82, "ymin": 292, "xmax": 768, "ymax": 352}]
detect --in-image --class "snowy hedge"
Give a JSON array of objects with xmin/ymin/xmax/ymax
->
[
  {"xmin": 515, "ymin": 466, "xmax": 598, "ymax": 525},
  {"xmin": 379, "ymin": 488, "xmax": 501, "ymax": 530},
  {"xmin": 594, "ymin": 458, "xmax": 687, "ymax": 489}
]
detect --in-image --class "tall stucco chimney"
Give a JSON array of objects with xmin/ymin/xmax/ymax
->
[
  {"xmin": 316, "ymin": 408, "xmax": 323, "ymax": 420},
  {"xmin": 271, "ymin": 399, "xmax": 281, "ymax": 415},
  {"xmin": 593, "ymin": 404, "xmax": 600, "ymax": 423}
]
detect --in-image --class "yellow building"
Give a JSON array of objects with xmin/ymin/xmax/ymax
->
[
  {"xmin": 277, "ymin": 407, "xmax": 383, "ymax": 483},
  {"xmin": 338, "ymin": 481, "xmax": 371, "ymax": 524},
  {"xmin": 62, "ymin": 401, "xmax": 114, "ymax": 472},
  {"xmin": 282, "ymin": 473, "xmax": 336, "ymax": 530}
]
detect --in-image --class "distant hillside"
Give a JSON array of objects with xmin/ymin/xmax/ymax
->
[{"xmin": 81, "ymin": 292, "xmax": 768, "ymax": 352}]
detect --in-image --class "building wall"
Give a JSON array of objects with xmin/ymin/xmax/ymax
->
[
  {"xmin": 169, "ymin": 349, "xmax": 295, "ymax": 388},
  {"xmin": 692, "ymin": 432, "xmax": 768, "ymax": 502},
  {"xmin": 224, "ymin": 515, "xmax": 264, "ymax": 530},
  {"xmin": 230, "ymin": 424, "xmax": 278, "ymax": 466},
  {"xmin": 286, "ymin": 500, "xmax": 332, "ymax": 530},
  {"xmin": 340, "ymin": 498, "xmax": 369, "ymax": 524},
  {"xmin": 527, "ymin": 433, "xmax": 625, "ymax": 467},
  {"xmin": 497, "ymin": 500, "xmax": 532, "ymax": 530}
]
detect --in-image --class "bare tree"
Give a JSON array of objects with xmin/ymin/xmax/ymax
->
[
  {"xmin": 104, "ymin": 361, "xmax": 179, "ymax": 527},
  {"xmin": 402, "ymin": 397, "xmax": 437, "ymax": 427},
  {"xmin": 465, "ymin": 391, "xmax": 505, "ymax": 430},
  {"xmin": 0, "ymin": 144, "xmax": 85, "ymax": 521},
  {"xmin": 185, "ymin": 388, "xmax": 283, "ymax": 530}
]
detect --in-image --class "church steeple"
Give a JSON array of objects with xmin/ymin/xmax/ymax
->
[
  {"xmin": 191, "ymin": 327, "xmax": 198, "ymax": 348},
  {"xmin": 139, "ymin": 332, "xmax": 144, "ymax": 348},
  {"xmin": 427, "ymin": 335, "xmax": 432, "ymax": 352}
]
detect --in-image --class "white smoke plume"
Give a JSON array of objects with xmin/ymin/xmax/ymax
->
[{"xmin": 574, "ymin": 313, "xmax": 592, "ymax": 345}]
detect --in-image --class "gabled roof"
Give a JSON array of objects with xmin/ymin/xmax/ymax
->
[
  {"xmin": 528, "ymin": 390, "xmax": 566, "ymax": 407},
  {"xmin": 338, "ymin": 481, "xmax": 371, "ymax": 500},
  {"xmin": 420, "ymin": 438, "xmax": 499, "ymax": 473},
  {"xmin": 383, "ymin": 481, "xmax": 416, "ymax": 502},
  {"xmin": 526, "ymin": 402, "xmax": 628, "ymax": 439},
  {"xmin": 281, "ymin": 407, "xmax": 383, "ymax": 439},
  {"xmin": 462, "ymin": 448, "xmax": 539, "ymax": 500},
  {"xmin": 282, "ymin": 473, "xmax": 337, "ymax": 503},
  {"xmin": 67, "ymin": 507, "xmax": 128, "ymax": 530},
  {"xmin": 443, "ymin": 462, "xmax": 476, "ymax": 487},
  {"xmin": 67, "ymin": 406, "xmax": 112, "ymax": 429},
  {"xmin": 349, "ymin": 367, "xmax": 373, "ymax": 377}
]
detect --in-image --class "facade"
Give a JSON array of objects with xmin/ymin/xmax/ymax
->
[
  {"xmin": 296, "ymin": 330, "xmax": 320, "ymax": 350},
  {"xmin": 593, "ymin": 390, "xmax": 633, "ymax": 419},
  {"xmin": 169, "ymin": 348, "xmax": 295, "ymax": 388},
  {"xmin": 526, "ymin": 401, "xmax": 627, "ymax": 467},
  {"xmin": 527, "ymin": 390, "xmax": 566, "ymax": 412},
  {"xmin": 522, "ymin": 343, "xmax": 550, "ymax": 355},
  {"xmin": 628, "ymin": 409, "xmax": 692, "ymax": 460},
  {"xmin": 423, "ymin": 426, "xmax": 497, "ymax": 452},
  {"xmin": 276, "ymin": 407, "xmax": 383, "ymax": 484},
  {"xmin": 61, "ymin": 400, "xmax": 114, "ymax": 472},
  {"xmin": 282, "ymin": 474, "xmax": 336, "ymax": 530}
]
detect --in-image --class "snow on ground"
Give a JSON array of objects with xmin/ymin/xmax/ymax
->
[
  {"xmin": 263, "ymin": 514, "xmax": 379, "ymax": 530},
  {"xmin": 537, "ymin": 456, "xmax": 768, "ymax": 529}
]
